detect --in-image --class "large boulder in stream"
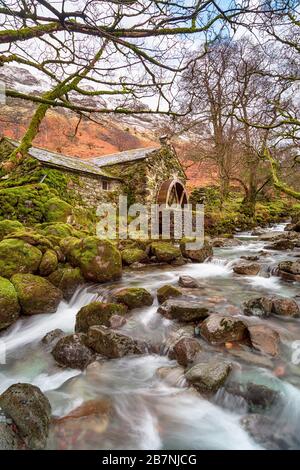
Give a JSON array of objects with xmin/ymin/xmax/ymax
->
[
  {"xmin": 11, "ymin": 273, "xmax": 63, "ymax": 315},
  {"xmin": 0, "ymin": 276, "xmax": 20, "ymax": 330},
  {"xmin": 200, "ymin": 314, "xmax": 249, "ymax": 344},
  {"xmin": 0, "ymin": 383, "xmax": 51, "ymax": 449},
  {"xmin": 172, "ymin": 337, "xmax": 202, "ymax": 367},
  {"xmin": 277, "ymin": 260, "xmax": 300, "ymax": 282},
  {"xmin": 185, "ymin": 359, "xmax": 232, "ymax": 394},
  {"xmin": 150, "ymin": 241, "xmax": 181, "ymax": 263},
  {"xmin": 66, "ymin": 236, "xmax": 122, "ymax": 283},
  {"xmin": 52, "ymin": 333, "xmax": 95, "ymax": 370},
  {"xmin": 158, "ymin": 298, "xmax": 210, "ymax": 322},
  {"xmin": 0, "ymin": 238, "xmax": 42, "ymax": 278},
  {"xmin": 112, "ymin": 287, "xmax": 153, "ymax": 309},
  {"xmin": 248, "ymin": 324, "xmax": 280, "ymax": 357},
  {"xmin": 75, "ymin": 301, "xmax": 127, "ymax": 333},
  {"xmin": 87, "ymin": 325, "xmax": 148, "ymax": 358},
  {"xmin": 157, "ymin": 284, "xmax": 182, "ymax": 304},
  {"xmin": 48, "ymin": 265, "xmax": 83, "ymax": 301},
  {"xmin": 178, "ymin": 275, "xmax": 200, "ymax": 288},
  {"xmin": 233, "ymin": 262, "xmax": 260, "ymax": 276},
  {"xmin": 225, "ymin": 382, "xmax": 280, "ymax": 411},
  {"xmin": 244, "ymin": 295, "xmax": 300, "ymax": 318},
  {"xmin": 265, "ymin": 239, "xmax": 295, "ymax": 251}
]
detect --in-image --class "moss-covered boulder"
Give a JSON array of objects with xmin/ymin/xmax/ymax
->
[
  {"xmin": 112, "ymin": 287, "xmax": 153, "ymax": 310},
  {"xmin": 67, "ymin": 236, "xmax": 122, "ymax": 283},
  {"xmin": 150, "ymin": 241, "xmax": 181, "ymax": 263},
  {"xmin": 44, "ymin": 197, "xmax": 73, "ymax": 223},
  {"xmin": 3, "ymin": 229, "xmax": 53, "ymax": 252},
  {"xmin": 59, "ymin": 236, "xmax": 80, "ymax": 256},
  {"xmin": 11, "ymin": 273, "xmax": 63, "ymax": 315},
  {"xmin": 0, "ymin": 276, "xmax": 20, "ymax": 330},
  {"xmin": 87, "ymin": 325, "xmax": 148, "ymax": 358},
  {"xmin": 185, "ymin": 359, "xmax": 232, "ymax": 395},
  {"xmin": 0, "ymin": 238, "xmax": 43, "ymax": 278},
  {"xmin": 180, "ymin": 238, "xmax": 213, "ymax": 263},
  {"xmin": 200, "ymin": 314, "xmax": 249, "ymax": 344},
  {"xmin": 75, "ymin": 301, "xmax": 127, "ymax": 333},
  {"xmin": 0, "ymin": 183, "xmax": 53, "ymax": 225},
  {"xmin": 39, "ymin": 249, "xmax": 58, "ymax": 276},
  {"xmin": 121, "ymin": 248, "xmax": 147, "ymax": 266},
  {"xmin": 0, "ymin": 219, "xmax": 23, "ymax": 241},
  {"xmin": 48, "ymin": 265, "xmax": 83, "ymax": 301},
  {"xmin": 38, "ymin": 222, "xmax": 78, "ymax": 240},
  {"xmin": 157, "ymin": 284, "xmax": 182, "ymax": 304},
  {"xmin": 0, "ymin": 383, "xmax": 51, "ymax": 450}
]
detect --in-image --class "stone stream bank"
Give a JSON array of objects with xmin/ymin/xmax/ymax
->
[{"xmin": 0, "ymin": 220, "xmax": 300, "ymax": 449}]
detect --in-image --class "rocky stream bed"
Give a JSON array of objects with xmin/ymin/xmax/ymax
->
[{"xmin": 1, "ymin": 221, "xmax": 300, "ymax": 450}]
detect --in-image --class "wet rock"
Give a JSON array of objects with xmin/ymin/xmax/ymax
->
[
  {"xmin": 265, "ymin": 239, "xmax": 295, "ymax": 250},
  {"xmin": 0, "ymin": 383, "xmax": 51, "ymax": 449},
  {"xmin": 241, "ymin": 414, "xmax": 300, "ymax": 450},
  {"xmin": 170, "ymin": 256, "xmax": 186, "ymax": 266},
  {"xmin": 48, "ymin": 266, "xmax": 83, "ymax": 301},
  {"xmin": 0, "ymin": 238, "xmax": 42, "ymax": 278},
  {"xmin": 243, "ymin": 297, "xmax": 273, "ymax": 317},
  {"xmin": 150, "ymin": 242, "xmax": 181, "ymax": 263},
  {"xmin": 251, "ymin": 228, "xmax": 265, "ymax": 236},
  {"xmin": 41, "ymin": 328, "xmax": 65, "ymax": 347},
  {"xmin": 240, "ymin": 255, "xmax": 259, "ymax": 262},
  {"xmin": 212, "ymin": 238, "xmax": 242, "ymax": 247},
  {"xmin": 244, "ymin": 295, "xmax": 299, "ymax": 318},
  {"xmin": 180, "ymin": 239, "xmax": 213, "ymax": 262},
  {"xmin": 53, "ymin": 398, "xmax": 111, "ymax": 423},
  {"xmin": 233, "ymin": 262, "xmax": 260, "ymax": 275},
  {"xmin": 272, "ymin": 297, "xmax": 300, "ymax": 317},
  {"xmin": 75, "ymin": 301, "xmax": 127, "ymax": 333},
  {"xmin": 200, "ymin": 314, "xmax": 249, "ymax": 344},
  {"xmin": 87, "ymin": 325, "xmax": 147, "ymax": 358},
  {"xmin": 157, "ymin": 284, "xmax": 182, "ymax": 304},
  {"xmin": 185, "ymin": 359, "xmax": 231, "ymax": 394},
  {"xmin": 178, "ymin": 275, "xmax": 200, "ymax": 288},
  {"xmin": 39, "ymin": 249, "xmax": 58, "ymax": 276},
  {"xmin": 52, "ymin": 333, "xmax": 95, "ymax": 370},
  {"xmin": 225, "ymin": 382, "xmax": 280, "ymax": 411},
  {"xmin": 112, "ymin": 287, "xmax": 153, "ymax": 309},
  {"xmin": 158, "ymin": 299, "xmax": 210, "ymax": 322},
  {"xmin": 0, "ymin": 276, "xmax": 20, "ymax": 330},
  {"xmin": 248, "ymin": 324, "xmax": 280, "ymax": 356},
  {"xmin": 277, "ymin": 260, "xmax": 300, "ymax": 282},
  {"xmin": 11, "ymin": 273, "xmax": 63, "ymax": 315},
  {"xmin": 67, "ymin": 236, "xmax": 122, "ymax": 283},
  {"xmin": 0, "ymin": 422, "xmax": 25, "ymax": 450},
  {"xmin": 172, "ymin": 337, "xmax": 202, "ymax": 367}
]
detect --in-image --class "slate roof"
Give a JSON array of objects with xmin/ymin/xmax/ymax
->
[
  {"xmin": 1, "ymin": 138, "xmax": 118, "ymax": 179},
  {"xmin": 92, "ymin": 147, "xmax": 159, "ymax": 167}
]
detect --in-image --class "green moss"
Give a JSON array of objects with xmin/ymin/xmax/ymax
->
[
  {"xmin": 121, "ymin": 248, "xmax": 147, "ymax": 265},
  {"xmin": 0, "ymin": 238, "xmax": 43, "ymax": 278},
  {"xmin": 39, "ymin": 249, "xmax": 58, "ymax": 276},
  {"xmin": 11, "ymin": 273, "xmax": 63, "ymax": 315},
  {"xmin": 112, "ymin": 287, "xmax": 153, "ymax": 310},
  {"xmin": 157, "ymin": 284, "xmax": 182, "ymax": 304},
  {"xmin": 75, "ymin": 301, "xmax": 127, "ymax": 332},
  {"xmin": 67, "ymin": 236, "xmax": 122, "ymax": 283},
  {"xmin": 44, "ymin": 197, "xmax": 73, "ymax": 223},
  {"xmin": 150, "ymin": 241, "xmax": 181, "ymax": 263},
  {"xmin": 0, "ymin": 183, "xmax": 53, "ymax": 225},
  {"xmin": 0, "ymin": 276, "xmax": 20, "ymax": 330},
  {"xmin": 4, "ymin": 229, "xmax": 54, "ymax": 252},
  {"xmin": 48, "ymin": 265, "xmax": 83, "ymax": 301},
  {"xmin": 0, "ymin": 219, "xmax": 23, "ymax": 241}
]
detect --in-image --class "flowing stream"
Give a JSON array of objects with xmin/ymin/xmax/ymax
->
[{"xmin": 1, "ymin": 223, "xmax": 300, "ymax": 449}]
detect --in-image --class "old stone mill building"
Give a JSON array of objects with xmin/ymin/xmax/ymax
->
[{"xmin": 0, "ymin": 135, "xmax": 188, "ymax": 211}]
